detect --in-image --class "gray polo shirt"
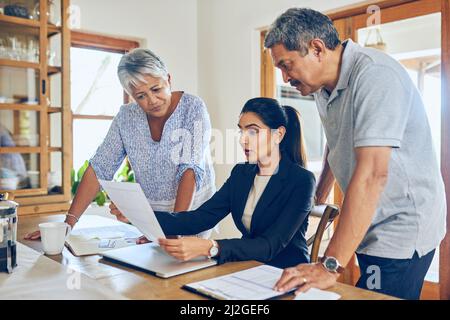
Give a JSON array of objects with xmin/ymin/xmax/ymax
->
[{"xmin": 313, "ymin": 39, "xmax": 446, "ymax": 259}]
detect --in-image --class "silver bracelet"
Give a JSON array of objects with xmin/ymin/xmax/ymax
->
[{"xmin": 66, "ymin": 213, "xmax": 79, "ymax": 223}]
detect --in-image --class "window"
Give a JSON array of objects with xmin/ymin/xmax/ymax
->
[{"xmin": 70, "ymin": 32, "xmax": 138, "ymax": 171}]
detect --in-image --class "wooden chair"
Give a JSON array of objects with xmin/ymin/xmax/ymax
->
[{"xmin": 307, "ymin": 204, "xmax": 340, "ymax": 263}]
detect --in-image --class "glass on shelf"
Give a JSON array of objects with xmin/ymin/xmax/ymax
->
[
  {"xmin": 48, "ymin": 151, "xmax": 62, "ymax": 194},
  {"xmin": 0, "ymin": 66, "xmax": 39, "ymax": 104},
  {"xmin": 0, "ymin": 110, "xmax": 40, "ymax": 147},
  {"xmin": 0, "ymin": 31, "xmax": 39, "ymax": 63},
  {"xmin": 0, "ymin": 39, "xmax": 7, "ymax": 59},
  {"xmin": 0, "ymin": 152, "xmax": 40, "ymax": 191}
]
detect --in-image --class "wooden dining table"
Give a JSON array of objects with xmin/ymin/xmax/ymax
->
[{"xmin": 16, "ymin": 213, "xmax": 397, "ymax": 300}]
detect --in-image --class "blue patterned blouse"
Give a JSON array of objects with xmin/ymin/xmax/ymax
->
[{"xmin": 90, "ymin": 93, "xmax": 216, "ymax": 216}]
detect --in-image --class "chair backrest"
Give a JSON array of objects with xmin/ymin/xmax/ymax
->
[{"xmin": 307, "ymin": 204, "xmax": 340, "ymax": 263}]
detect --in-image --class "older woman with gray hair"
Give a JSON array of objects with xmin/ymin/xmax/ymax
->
[{"xmin": 26, "ymin": 48, "xmax": 216, "ymax": 241}]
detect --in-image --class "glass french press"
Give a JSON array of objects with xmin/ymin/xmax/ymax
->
[{"xmin": 0, "ymin": 192, "xmax": 18, "ymax": 273}]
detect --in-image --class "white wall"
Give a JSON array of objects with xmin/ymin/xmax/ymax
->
[
  {"xmin": 72, "ymin": 0, "xmax": 199, "ymax": 94},
  {"xmin": 357, "ymin": 12, "xmax": 441, "ymax": 55}
]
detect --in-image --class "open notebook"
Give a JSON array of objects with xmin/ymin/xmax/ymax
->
[
  {"xmin": 183, "ymin": 264, "xmax": 341, "ymax": 300},
  {"xmin": 65, "ymin": 215, "xmax": 142, "ymax": 256},
  {"xmin": 183, "ymin": 265, "xmax": 293, "ymax": 300}
]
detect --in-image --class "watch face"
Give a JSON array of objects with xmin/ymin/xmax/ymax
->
[
  {"xmin": 210, "ymin": 246, "xmax": 218, "ymax": 257},
  {"xmin": 325, "ymin": 258, "xmax": 338, "ymax": 271}
]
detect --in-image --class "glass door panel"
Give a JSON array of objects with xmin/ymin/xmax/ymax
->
[
  {"xmin": 48, "ymin": 151, "xmax": 61, "ymax": 194},
  {"xmin": 0, "ymin": 109, "xmax": 40, "ymax": 146},
  {"xmin": 0, "ymin": 66, "xmax": 39, "ymax": 104},
  {"xmin": 0, "ymin": 152, "xmax": 40, "ymax": 190}
]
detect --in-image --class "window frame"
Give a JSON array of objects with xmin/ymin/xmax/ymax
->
[{"xmin": 70, "ymin": 31, "xmax": 139, "ymax": 121}]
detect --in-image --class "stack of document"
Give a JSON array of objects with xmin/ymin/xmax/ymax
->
[
  {"xmin": 66, "ymin": 215, "xmax": 142, "ymax": 256},
  {"xmin": 67, "ymin": 180, "xmax": 167, "ymax": 257},
  {"xmin": 184, "ymin": 265, "xmax": 291, "ymax": 300}
]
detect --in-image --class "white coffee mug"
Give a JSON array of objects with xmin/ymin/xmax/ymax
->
[{"xmin": 39, "ymin": 222, "xmax": 71, "ymax": 255}]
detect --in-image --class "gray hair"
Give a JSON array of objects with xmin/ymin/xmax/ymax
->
[
  {"xmin": 117, "ymin": 48, "xmax": 169, "ymax": 93},
  {"xmin": 264, "ymin": 8, "xmax": 341, "ymax": 56}
]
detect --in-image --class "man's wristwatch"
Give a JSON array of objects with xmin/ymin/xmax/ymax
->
[
  {"xmin": 208, "ymin": 240, "xmax": 219, "ymax": 258},
  {"xmin": 319, "ymin": 256, "xmax": 345, "ymax": 274}
]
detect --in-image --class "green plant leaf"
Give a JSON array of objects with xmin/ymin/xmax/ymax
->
[
  {"xmin": 116, "ymin": 162, "xmax": 130, "ymax": 182},
  {"xmin": 95, "ymin": 191, "xmax": 106, "ymax": 206},
  {"xmin": 71, "ymin": 180, "xmax": 80, "ymax": 197},
  {"xmin": 70, "ymin": 168, "xmax": 76, "ymax": 185},
  {"xmin": 127, "ymin": 171, "xmax": 135, "ymax": 182},
  {"xmin": 77, "ymin": 160, "xmax": 89, "ymax": 181}
]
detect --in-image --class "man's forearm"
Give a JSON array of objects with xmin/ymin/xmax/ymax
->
[
  {"xmin": 315, "ymin": 147, "xmax": 336, "ymax": 203},
  {"xmin": 174, "ymin": 169, "xmax": 196, "ymax": 212},
  {"xmin": 324, "ymin": 170, "xmax": 387, "ymax": 267}
]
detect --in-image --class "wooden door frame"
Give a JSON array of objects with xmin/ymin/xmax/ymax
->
[
  {"xmin": 260, "ymin": 0, "xmax": 450, "ymax": 299},
  {"xmin": 440, "ymin": 0, "xmax": 450, "ymax": 301},
  {"xmin": 260, "ymin": 30, "xmax": 276, "ymax": 98},
  {"xmin": 71, "ymin": 31, "xmax": 139, "ymax": 53}
]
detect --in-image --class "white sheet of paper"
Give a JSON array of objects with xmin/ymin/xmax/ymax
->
[
  {"xmin": 187, "ymin": 265, "xmax": 287, "ymax": 300},
  {"xmin": 98, "ymin": 180, "xmax": 166, "ymax": 242},
  {"xmin": 294, "ymin": 287, "xmax": 341, "ymax": 300},
  {"xmin": 70, "ymin": 225, "xmax": 142, "ymax": 240}
]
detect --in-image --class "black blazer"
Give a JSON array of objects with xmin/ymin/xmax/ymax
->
[{"xmin": 155, "ymin": 156, "xmax": 316, "ymax": 269}]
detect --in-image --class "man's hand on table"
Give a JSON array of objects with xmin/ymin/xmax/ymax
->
[{"xmin": 274, "ymin": 263, "xmax": 340, "ymax": 295}]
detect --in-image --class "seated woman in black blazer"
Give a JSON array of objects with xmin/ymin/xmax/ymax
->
[{"xmin": 112, "ymin": 97, "xmax": 316, "ymax": 268}]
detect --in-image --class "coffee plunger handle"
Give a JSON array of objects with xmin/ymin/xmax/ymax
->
[{"xmin": 6, "ymin": 240, "xmax": 12, "ymax": 274}]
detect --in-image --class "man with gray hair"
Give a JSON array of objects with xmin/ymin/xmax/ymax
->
[{"xmin": 266, "ymin": 8, "xmax": 446, "ymax": 299}]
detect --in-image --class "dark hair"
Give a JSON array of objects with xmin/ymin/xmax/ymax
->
[
  {"xmin": 264, "ymin": 8, "xmax": 341, "ymax": 56},
  {"xmin": 241, "ymin": 97, "xmax": 307, "ymax": 167}
]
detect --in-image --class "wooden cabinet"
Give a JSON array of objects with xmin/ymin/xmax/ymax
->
[{"xmin": 0, "ymin": 0, "xmax": 72, "ymax": 215}]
